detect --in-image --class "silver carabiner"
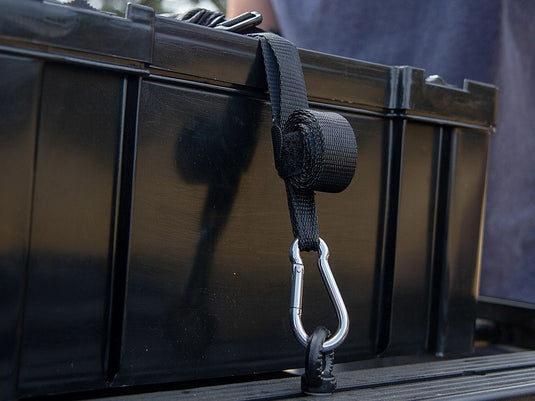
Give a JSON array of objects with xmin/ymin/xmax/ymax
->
[{"xmin": 289, "ymin": 238, "xmax": 349, "ymax": 352}]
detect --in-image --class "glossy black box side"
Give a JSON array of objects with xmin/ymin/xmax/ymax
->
[
  {"xmin": 0, "ymin": 54, "xmax": 43, "ymax": 400},
  {"xmin": 16, "ymin": 64, "xmax": 126, "ymax": 396},
  {"xmin": 383, "ymin": 121, "xmax": 444, "ymax": 355},
  {"xmin": 383, "ymin": 68, "xmax": 495, "ymax": 357},
  {"xmin": 114, "ymin": 80, "xmax": 391, "ymax": 386},
  {"xmin": 434, "ymin": 128, "xmax": 490, "ymax": 355}
]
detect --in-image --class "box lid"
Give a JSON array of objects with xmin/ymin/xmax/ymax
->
[
  {"xmin": 0, "ymin": 0, "xmax": 153, "ymax": 64},
  {"xmin": 0, "ymin": 0, "xmax": 497, "ymax": 127}
]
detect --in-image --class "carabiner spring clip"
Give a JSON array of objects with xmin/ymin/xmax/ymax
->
[{"xmin": 289, "ymin": 238, "xmax": 349, "ymax": 352}]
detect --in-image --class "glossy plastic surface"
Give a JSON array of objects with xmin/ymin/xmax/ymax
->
[
  {"xmin": 116, "ymin": 81, "xmax": 387, "ymax": 386},
  {"xmin": 16, "ymin": 64, "xmax": 125, "ymax": 396},
  {"xmin": 0, "ymin": 54, "xmax": 42, "ymax": 399}
]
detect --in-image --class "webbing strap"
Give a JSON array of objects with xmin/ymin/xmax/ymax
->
[{"xmin": 252, "ymin": 33, "xmax": 358, "ymax": 252}]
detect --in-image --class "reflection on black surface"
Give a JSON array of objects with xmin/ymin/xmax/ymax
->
[
  {"xmin": 123, "ymin": 71, "xmax": 385, "ymax": 382},
  {"xmin": 17, "ymin": 65, "xmax": 124, "ymax": 390},
  {"xmin": 171, "ymin": 92, "xmax": 261, "ymax": 355}
]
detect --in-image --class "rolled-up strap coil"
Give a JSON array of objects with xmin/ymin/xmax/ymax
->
[{"xmin": 280, "ymin": 109, "xmax": 356, "ymax": 193}]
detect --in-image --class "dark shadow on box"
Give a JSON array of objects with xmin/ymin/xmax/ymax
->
[{"xmin": 167, "ymin": 69, "xmax": 264, "ymax": 358}]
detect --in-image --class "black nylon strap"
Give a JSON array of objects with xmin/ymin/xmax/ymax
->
[{"xmin": 252, "ymin": 33, "xmax": 357, "ymax": 252}]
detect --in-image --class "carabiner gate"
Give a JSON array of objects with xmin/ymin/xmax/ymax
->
[{"xmin": 289, "ymin": 238, "xmax": 349, "ymax": 352}]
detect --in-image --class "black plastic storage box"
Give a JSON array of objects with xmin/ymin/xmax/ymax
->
[{"xmin": 0, "ymin": 1, "xmax": 496, "ymax": 398}]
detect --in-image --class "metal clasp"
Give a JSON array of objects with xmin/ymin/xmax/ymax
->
[
  {"xmin": 214, "ymin": 11, "xmax": 263, "ymax": 33},
  {"xmin": 289, "ymin": 238, "xmax": 349, "ymax": 352}
]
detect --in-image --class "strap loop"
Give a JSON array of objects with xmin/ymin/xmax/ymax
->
[{"xmin": 251, "ymin": 32, "xmax": 357, "ymax": 252}]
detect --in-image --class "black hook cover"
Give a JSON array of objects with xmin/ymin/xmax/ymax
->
[{"xmin": 301, "ymin": 326, "xmax": 337, "ymax": 395}]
